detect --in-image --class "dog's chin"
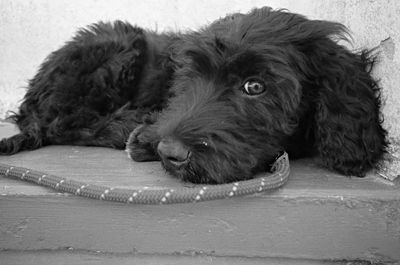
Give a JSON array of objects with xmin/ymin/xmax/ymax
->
[{"xmin": 161, "ymin": 158, "xmax": 219, "ymax": 184}]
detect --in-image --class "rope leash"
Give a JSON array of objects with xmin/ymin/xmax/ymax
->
[{"xmin": 0, "ymin": 152, "xmax": 290, "ymax": 204}]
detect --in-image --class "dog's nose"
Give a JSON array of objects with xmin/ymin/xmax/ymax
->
[{"xmin": 157, "ymin": 138, "xmax": 191, "ymax": 167}]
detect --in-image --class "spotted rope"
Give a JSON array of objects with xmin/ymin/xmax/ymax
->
[{"xmin": 0, "ymin": 152, "xmax": 289, "ymax": 204}]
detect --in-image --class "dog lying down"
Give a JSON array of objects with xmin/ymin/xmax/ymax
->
[{"xmin": 0, "ymin": 7, "xmax": 387, "ymax": 184}]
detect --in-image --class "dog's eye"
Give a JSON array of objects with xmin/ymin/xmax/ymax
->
[{"xmin": 242, "ymin": 80, "xmax": 265, "ymax": 96}]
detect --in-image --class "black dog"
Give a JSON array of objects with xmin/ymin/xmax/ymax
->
[{"xmin": 0, "ymin": 7, "xmax": 387, "ymax": 184}]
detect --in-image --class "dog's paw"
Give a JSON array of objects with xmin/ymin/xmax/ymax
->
[{"xmin": 125, "ymin": 124, "xmax": 159, "ymax": 162}]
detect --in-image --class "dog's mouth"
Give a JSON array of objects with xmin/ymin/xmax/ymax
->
[
  {"xmin": 161, "ymin": 159, "xmax": 217, "ymax": 184},
  {"xmin": 157, "ymin": 138, "xmax": 191, "ymax": 165},
  {"xmin": 155, "ymin": 137, "xmax": 277, "ymax": 184},
  {"xmin": 157, "ymin": 138, "xmax": 196, "ymax": 178},
  {"xmin": 160, "ymin": 153, "xmax": 201, "ymax": 183},
  {"xmin": 160, "ymin": 150, "xmax": 192, "ymax": 170},
  {"xmin": 157, "ymin": 140, "xmax": 218, "ymax": 184}
]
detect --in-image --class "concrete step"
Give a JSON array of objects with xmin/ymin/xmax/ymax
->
[
  {"xmin": 0, "ymin": 250, "xmax": 377, "ymax": 265},
  {"xmin": 1, "ymin": 122, "xmax": 399, "ymax": 264}
]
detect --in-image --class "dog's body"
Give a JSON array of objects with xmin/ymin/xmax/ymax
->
[{"xmin": 0, "ymin": 7, "xmax": 387, "ymax": 183}]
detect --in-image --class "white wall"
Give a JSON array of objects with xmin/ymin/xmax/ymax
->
[{"xmin": 1, "ymin": 0, "xmax": 399, "ymax": 140}]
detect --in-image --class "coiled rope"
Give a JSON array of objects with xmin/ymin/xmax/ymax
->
[{"xmin": 0, "ymin": 152, "xmax": 289, "ymax": 204}]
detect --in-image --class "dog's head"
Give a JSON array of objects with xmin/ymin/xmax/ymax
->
[{"xmin": 149, "ymin": 7, "xmax": 383, "ymax": 183}]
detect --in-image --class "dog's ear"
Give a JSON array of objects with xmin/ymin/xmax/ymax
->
[{"xmin": 295, "ymin": 22, "xmax": 387, "ymax": 176}]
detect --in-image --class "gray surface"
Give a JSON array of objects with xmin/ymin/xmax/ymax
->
[
  {"xmin": 1, "ymin": 122, "xmax": 400, "ymax": 262},
  {"xmin": 0, "ymin": 250, "xmax": 371, "ymax": 265}
]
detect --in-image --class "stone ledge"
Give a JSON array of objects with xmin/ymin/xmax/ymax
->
[
  {"xmin": 1, "ymin": 250, "xmax": 385, "ymax": 265},
  {"xmin": 1, "ymin": 122, "xmax": 399, "ymax": 263}
]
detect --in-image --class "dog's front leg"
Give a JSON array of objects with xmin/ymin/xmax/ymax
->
[{"xmin": 125, "ymin": 113, "xmax": 160, "ymax": 162}]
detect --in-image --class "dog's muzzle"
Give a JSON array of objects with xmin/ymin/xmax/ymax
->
[{"xmin": 157, "ymin": 138, "xmax": 191, "ymax": 168}]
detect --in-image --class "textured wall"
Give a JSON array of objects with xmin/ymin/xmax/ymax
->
[
  {"xmin": 1, "ymin": 0, "xmax": 399, "ymax": 140},
  {"xmin": 305, "ymin": 0, "xmax": 400, "ymax": 143}
]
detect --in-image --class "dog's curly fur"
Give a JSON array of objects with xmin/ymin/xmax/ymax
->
[{"xmin": 0, "ymin": 7, "xmax": 387, "ymax": 184}]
